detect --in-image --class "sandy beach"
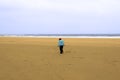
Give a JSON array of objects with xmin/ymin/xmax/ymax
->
[{"xmin": 0, "ymin": 37, "xmax": 120, "ymax": 80}]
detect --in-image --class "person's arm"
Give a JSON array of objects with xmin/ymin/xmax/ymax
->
[
  {"xmin": 63, "ymin": 40, "xmax": 65, "ymax": 46},
  {"xmin": 62, "ymin": 41, "xmax": 64, "ymax": 46}
]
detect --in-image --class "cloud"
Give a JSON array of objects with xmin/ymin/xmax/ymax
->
[
  {"xmin": 0, "ymin": 0, "xmax": 120, "ymax": 34},
  {"xmin": 0, "ymin": 0, "xmax": 120, "ymax": 14}
]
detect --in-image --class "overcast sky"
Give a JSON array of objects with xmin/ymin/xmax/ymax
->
[{"xmin": 0, "ymin": 0, "xmax": 120, "ymax": 34}]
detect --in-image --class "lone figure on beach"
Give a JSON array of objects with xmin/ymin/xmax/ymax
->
[{"xmin": 58, "ymin": 38, "xmax": 64, "ymax": 54}]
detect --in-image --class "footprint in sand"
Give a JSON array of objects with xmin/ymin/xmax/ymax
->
[
  {"xmin": 108, "ymin": 60, "xmax": 120, "ymax": 66},
  {"xmin": 72, "ymin": 57, "xmax": 85, "ymax": 59},
  {"xmin": 112, "ymin": 60, "xmax": 120, "ymax": 64},
  {"xmin": 24, "ymin": 59, "xmax": 28, "ymax": 62},
  {"xmin": 112, "ymin": 60, "xmax": 120, "ymax": 62},
  {"xmin": 65, "ymin": 51, "xmax": 71, "ymax": 53}
]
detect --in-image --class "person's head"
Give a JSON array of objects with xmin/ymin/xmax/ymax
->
[{"xmin": 59, "ymin": 38, "xmax": 62, "ymax": 40}]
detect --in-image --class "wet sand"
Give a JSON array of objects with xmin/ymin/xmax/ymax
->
[{"xmin": 0, "ymin": 37, "xmax": 120, "ymax": 80}]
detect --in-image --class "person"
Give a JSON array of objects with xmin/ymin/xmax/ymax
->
[{"xmin": 58, "ymin": 38, "xmax": 64, "ymax": 54}]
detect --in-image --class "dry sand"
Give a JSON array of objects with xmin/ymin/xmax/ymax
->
[{"xmin": 0, "ymin": 37, "xmax": 120, "ymax": 80}]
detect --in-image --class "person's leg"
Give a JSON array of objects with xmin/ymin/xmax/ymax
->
[
  {"xmin": 60, "ymin": 46, "xmax": 64, "ymax": 54},
  {"xmin": 59, "ymin": 46, "xmax": 62, "ymax": 54},
  {"xmin": 59, "ymin": 46, "xmax": 62, "ymax": 53},
  {"xmin": 61, "ymin": 46, "xmax": 63, "ymax": 53}
]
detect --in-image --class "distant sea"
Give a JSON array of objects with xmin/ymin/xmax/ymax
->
[{"xmin": 0, "ymin": 34, "xmax": 120, "ymax": 38}]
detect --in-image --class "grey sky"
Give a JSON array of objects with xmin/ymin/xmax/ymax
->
[{"xmin": 0, "ymin": 0, "xmax": 120, "ymax": 34}]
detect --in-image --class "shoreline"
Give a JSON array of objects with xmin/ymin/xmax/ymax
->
[{"xmin": 0, "ymin": 36, "xmax": 120, "ymax": 38}]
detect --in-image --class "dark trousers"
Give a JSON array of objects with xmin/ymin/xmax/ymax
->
[{"xmin": 59, "ymin": 46, "xmax": 64, "ymax": 54}]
